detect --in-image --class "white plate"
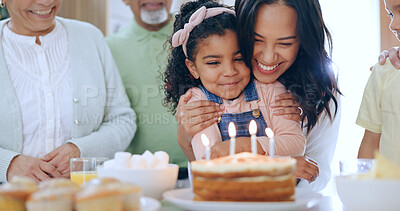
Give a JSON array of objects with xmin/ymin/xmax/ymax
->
[
  {"xmin": 163, "ymin": 188, "xmax": 320, "ymax": 211},
  {"xmin": 140, "ymin": 197, "xmax": 161, "ymax": 211}
]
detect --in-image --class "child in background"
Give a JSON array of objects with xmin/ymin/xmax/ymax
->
[
  {"xmin": 163, "ymin": 0, "xmax": 305, "ymax": 160},
  {"xmin": 357, "ymin": 0, "xmax": 400, "ymax": 166}
]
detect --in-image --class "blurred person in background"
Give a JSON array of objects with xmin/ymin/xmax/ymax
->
[
  {"xmin": 357, "ymin": 0, "xmax": 400, "ymax": 167},
  {"xmin": 105, "ymin": 0, "xmax": 189, "ymax": 184},
  {"xmin": 0, "ymin": 0, "xmax": 136, "ymax": 183}
]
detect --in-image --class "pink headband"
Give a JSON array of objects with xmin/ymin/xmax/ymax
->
[{"xmin": 171, "ymin": 6, "xmax": 236, "ymax": 57}]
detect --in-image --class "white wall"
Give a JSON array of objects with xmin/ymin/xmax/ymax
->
[
  {"xmin": 108, "ymin": 0, "xmax": 133, "ymax": 34},
  {"xmin": 320, "ymin": 0, "xmax": 380, "ymax": 170},
  {"xmin": 319, "ymin": 0, "xmax": 380, "ymax": 195}
]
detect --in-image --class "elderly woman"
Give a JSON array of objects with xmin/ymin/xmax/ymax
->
[{"xmin": 0, "ymin": 0, "xmax": 136, "ymax": 183}]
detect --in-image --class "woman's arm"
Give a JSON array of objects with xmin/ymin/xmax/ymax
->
[
  {"xmin": 297, "ymin": 95, "xmax": 341, "ymax": 192},
  {"xmin": 256, "ymin": 81, "xmax": 306, "ymax": 157},
  {"xmin": 176, "ymin": 90, "xmax": 224, "ymax": 161},
  {"xmin": 270, "ymin": 91, "xmax": 302, "ymax": 122}
]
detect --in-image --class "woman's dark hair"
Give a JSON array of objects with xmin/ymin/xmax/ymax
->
[
  {"xmin": 235, "ymin": 0, "xmax": 341, "ymax": 133},
  {"xmin": 163, "ymin": 0, "xmax": 236, "ymax": 114}
]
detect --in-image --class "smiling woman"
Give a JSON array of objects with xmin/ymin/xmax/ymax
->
[
  {"xmin": 4, "ymin": 0, "xmax": 61, "ymax": 42},
  {"xmin": 163, "ymin": 0, "xmax": 306, "ymax": 161},
  {"xmin": 0, "ymin": 0, "xmax": 136, "ymax": 183},
  {"xmin": 251, "ymin": 4, "xmax": 300, "ymax": 84}
]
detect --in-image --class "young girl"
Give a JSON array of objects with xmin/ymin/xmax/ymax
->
[{"xmin": 163, "ymin": 0, "xmax": 305, "ymax": 160}]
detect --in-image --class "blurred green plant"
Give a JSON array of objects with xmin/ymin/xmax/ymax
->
[{"xmin": 0, "ymin": 7, "xmax": 9, "ymax": 20}]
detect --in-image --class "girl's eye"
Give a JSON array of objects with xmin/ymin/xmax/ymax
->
[
  {"xmin": 254, "ymin": 38, "xmax": 263, "ymax": 42},
  {"xmin": 207, "ymin": 61, "xmax": 220, "ymax": 65}
]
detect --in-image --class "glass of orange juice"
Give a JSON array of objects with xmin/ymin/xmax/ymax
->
[{"xmin": 70, "ymin": 157, "xmax": 108, "ymax": 186}]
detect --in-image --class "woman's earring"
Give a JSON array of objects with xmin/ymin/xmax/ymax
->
[{"xmin": 0, "ymin": 1, "xmax": 5, "ymax": 8}]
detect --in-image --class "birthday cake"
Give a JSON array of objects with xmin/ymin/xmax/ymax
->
[{"xmin": 190, "ymin": 152, "xmax": 296, "ymax": 201}]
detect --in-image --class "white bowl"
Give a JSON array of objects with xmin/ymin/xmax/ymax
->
[
  {"xmin": 335, "ymin": 175, "xmax": 400, "ymax": 211},
  {"xmin": 97, "ymin": 164, "xmax": 179, "ymax": 200}
]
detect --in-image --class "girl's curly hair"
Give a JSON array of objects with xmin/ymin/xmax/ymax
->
[{"xmin": 162, "ymin": 0, "xmax": 236, "ymax": 114}]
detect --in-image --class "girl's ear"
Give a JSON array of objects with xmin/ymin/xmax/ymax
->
[{"xmin": 185, "ymin": 59, "xmax": 200, "ymax": 79}]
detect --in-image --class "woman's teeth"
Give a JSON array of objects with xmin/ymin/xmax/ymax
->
[
  {"xmin": 258, "ymin": 62, "xmax": 279, "ymax": 71},
  {"xmin": 31, "ymin": 8, "xmax": 52, "ymax": 15}
]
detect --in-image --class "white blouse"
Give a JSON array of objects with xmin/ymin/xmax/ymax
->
[{"xmin": 2, "ymin": 21, "xmax": 72, "ymax": 158}]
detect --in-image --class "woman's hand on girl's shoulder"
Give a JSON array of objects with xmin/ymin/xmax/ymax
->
[
  {"xmin": 176, "ymin": 90, "xmax": 224, "ymax": 137},
  {"xmin": 293, "ymin": 156, "xmax": 319, "ymax": 183},
  {"xmin": 271, "ymin": 91, "xmax": 302, "ymax": 122}
]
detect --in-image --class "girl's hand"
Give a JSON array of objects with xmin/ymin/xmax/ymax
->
[
  {"xmin": 210, "ymin": 137, "xmax": 265, "ymax": 159},
  {"xmin": 176, "ymin": 90, "xmax": 224, "ymax": 137},
  {"xmin": 271, "ymin": 91, "xmax": 302, "ymax": 122},
  {"xmin": 293, "ymin": 156, "xmax": 319, "ymax": 183},
  {"xmin": 210, "ymin": 140, "xmax": 230, "ymax": 159},
  {"xmin": 377, "ymin": 47, "xmax": 400, "ymax": 69}
]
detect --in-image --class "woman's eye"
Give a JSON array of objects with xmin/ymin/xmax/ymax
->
[
  {"xmin": 279, "ymin": 43, "xmax": 293, "ymax": 46},
  {"xmin": 207, "ymin": 62, "xmax": 220, "ymax": 65},
  {"xmin": 235, "ymin": 57, "xmax": 244, "ymax": 62},
  {"xmin": 254, "ymin": 38, "xmax": 262, "ymax": 42}
]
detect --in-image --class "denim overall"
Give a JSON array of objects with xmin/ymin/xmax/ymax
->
[{"xmin": 199, "ymin": 79, "xmax": 268, "ymax": 141}]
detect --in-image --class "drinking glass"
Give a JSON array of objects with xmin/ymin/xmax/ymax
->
[
  {"xmin": 339, "ymin": 159, "xmax": 374, "ymax": 175},
  {"xmin": 70, "ymin": 157, "xmax": 108, "ymax": 186}
]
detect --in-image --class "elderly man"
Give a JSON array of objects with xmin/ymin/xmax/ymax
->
[{"xmin": 106, "ymin": 0, "xmax": 188, "ymax": 180}]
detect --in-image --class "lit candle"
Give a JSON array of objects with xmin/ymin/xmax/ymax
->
[
  {"xmin": 228, "ymin": 122, "xmax": 236, "ymax": 155},
  {"xmin": 201, "ymin": 134, "xmax": 210, "ymax": 160},
  {"xmin": 249, "ymin": 120, "xmax": 257, "ymax": 154},
  {"xmin": 265, "ymin": 128, "xmax": 275, "ymax": 158}
]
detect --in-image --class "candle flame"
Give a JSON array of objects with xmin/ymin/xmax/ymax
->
[
  {"xmin": 249, "ymin": 120, "xmax": 257, "ymax": 135},
  {"xmin": 265, "ymin": 128, "xmax": 274, "ymax": 138},
  {"xmin": 201, "ymin": 134, "xmax": 210, "ymax": 147},
  {"xmin": 228, "ymin": 122, "xmax": 236, "ymax": 138}
]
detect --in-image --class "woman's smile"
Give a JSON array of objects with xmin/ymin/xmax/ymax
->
[{"xmin": 255, "ymin": 60, "xmax": 283, "ymax": 75}]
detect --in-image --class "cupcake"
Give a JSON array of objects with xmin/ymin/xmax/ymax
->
[
  {"xmin": 75, "ymin": 178, "xmax": 123, "ymax": 211},
  {"xmin": 83, "ymin": 178, "xmax": 142, "ymax": 210},
  {"xmin": 0, "ymin": 176, "xmax": 38, "ymax": 211},
  {"xmin": 26, "ymin": 179, "xmax": 80, "ymax": 211},
  {"xmin": 38, "ymin": 178, "xmax": 80, "ymax": 190},
  {"xmin": 119, "ymin": 182, "xmax": 142, "ymax": 211},
  {"xmin": 26, "ymin": 188, "xmax": 76, "ymax": 211}
]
